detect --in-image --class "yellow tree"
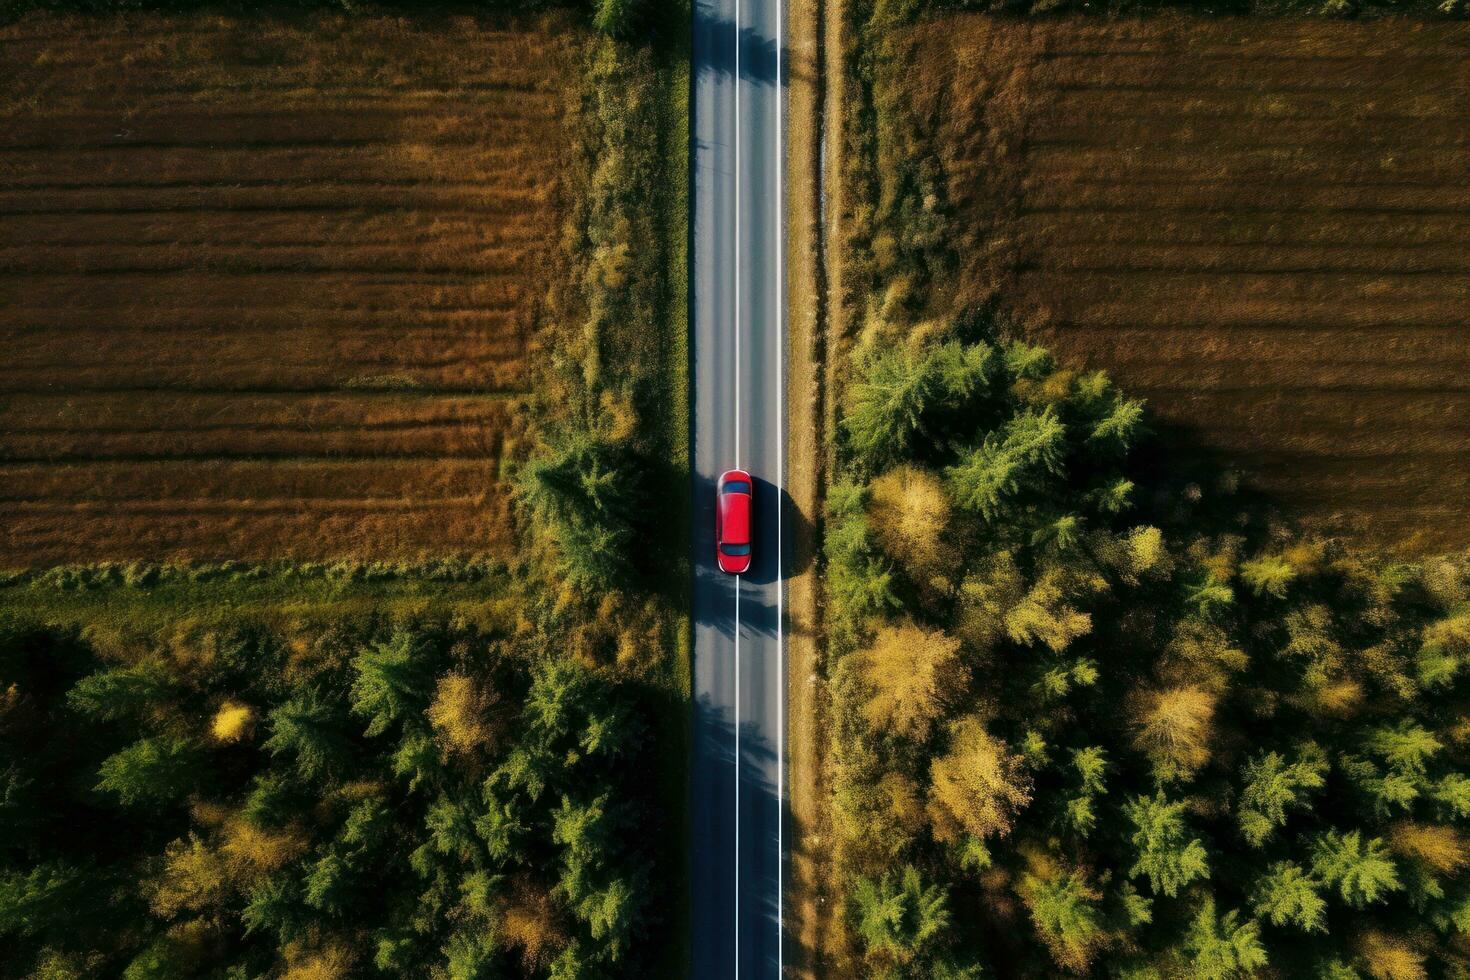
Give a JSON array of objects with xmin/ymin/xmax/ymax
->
[
  {"xmin": 1129, "ymin": 685, "xmax": 1217, "ymax": 783},
  {"xmin": 427, "ymin": 672, "xmax": 501, "ymax": 758},
  {"xmin": 928, "ymin": 716, "xmax": 1032, "ymax": 842},
  {"xmin": 867, "ymin": 465, "xmax": 956, "ymax": 579},
  {"xmin": 859, "ymin": 620, "xmax": 967, "ymax": 741}
]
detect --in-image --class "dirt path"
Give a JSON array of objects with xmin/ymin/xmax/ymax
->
[{"xmin": 784, "ymin": 0, "xmax": 845, "ymax": 972}]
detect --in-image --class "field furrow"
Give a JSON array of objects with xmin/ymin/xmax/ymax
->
[
  {"xmin": 0, "ymin": 13, "xmax": 575, "ymax": 565},
  {"xmin": 916, "ymin": 13, "xmax": 1470, "ymax": 550}
]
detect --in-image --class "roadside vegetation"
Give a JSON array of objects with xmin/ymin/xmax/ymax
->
[
  {"xmin": 0, "ymin": 613, "xmax": 664, "ymax": 978},
  {"xmin": 816, "ymin": 0, "xmax": 1470, "ymax": 976},
  {"xmin": 0, "ymin": 0, "xmax": 689, "ymax": 976},
  {"xmin": 824, "ymin": 326, "xmax": 1470, "ymax": 977}
]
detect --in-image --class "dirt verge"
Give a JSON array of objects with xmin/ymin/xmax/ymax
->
[{"xmin": 784, "ymin": 0, "xmax": 833, "ymax": 973}]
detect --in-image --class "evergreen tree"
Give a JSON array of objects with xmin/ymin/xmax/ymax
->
[
  {"xmin": 0, "ymin": 861, "xmax": 96, "ymax": 943},
  {"xmin": 1363, "ymin": 722, "xmax": 1442, "ymax": 776},
  {"xmin": 1237, "ymin": 747, "xmax": 1328, "ymax": 847},
  {"xmin": 1124, "ymin": 793, "xmax": 1210, "ymax": 897},
  {"xmin": 1021, "ymin": 869, "xmax": 1104, "ymax": 972},
  {"xmin": 516, "ymin": 428, "xmax": 640, "ymax": 588},
  {"xmin": 850, "ymin": 865, "xmax": 950, "ymax": 965},
  {"xmin": 1240, "ymin": 554, "xmax": 1297, "ymax": 599},
  {"xmin": 844, "ymin": 341, "xmax": 993, "ymax": 470},
  {"xmin": 1250, "ymin": 861, "xmax": 1327, "ymax": 932},
  {"xmin": 66, "ymin": 660, "xmax": 178, "ymax": 722},
  {"xmin": 94, "ymin": 735, "xmax": 201, "ymax": 807},
  {"xmin": 946, "ymin": 406, "xmax": 1067, "ymax": 520},
  {"xmin": 1181, "ymin": 897, "xmax": 1268, "ymax": 980},
  {"xmin": 263, "ymin": 693, "xmax": 350, "ymax": 782},
  {"xmin": 351, "ymin": 630, "xmax": 436, "ymax": 738},
  {"xmin": 1311, "ymin": 831, "xmax": 1402, "ymax": 907}
]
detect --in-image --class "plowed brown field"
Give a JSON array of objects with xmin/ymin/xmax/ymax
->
[
  {"xmin": 909, "ymin": 16, "xmax": 1470, "ymax": 553},
  {"xmin": 0, "ymin": 14, "xmax": 576, "ymax": 565}
]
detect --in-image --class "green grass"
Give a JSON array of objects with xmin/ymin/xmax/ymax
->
[{"xmin": 0, "ymin": 560, "xmax": 516, "ymax": 651}]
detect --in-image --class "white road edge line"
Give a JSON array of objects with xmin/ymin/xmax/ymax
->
[
  {"xmin": 733, "ymin": 0, "xmax": 742, "ymax": 975},
  {"xmin": 775, "ymin": 0, "xmax": 786, "ymax": 969}
]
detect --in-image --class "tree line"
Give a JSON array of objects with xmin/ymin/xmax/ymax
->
[
  {"xmin": 822, "ymin": 326, "xmax": 1470, "ymax": 978},
  {"xmin": 0, "ymin": 613, "xmax": 662, "ymax": 978}
]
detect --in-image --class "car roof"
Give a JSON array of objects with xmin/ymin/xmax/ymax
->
[{"xmin": 719, "ymin": 486, "xmax": 750, "ymax": 543}]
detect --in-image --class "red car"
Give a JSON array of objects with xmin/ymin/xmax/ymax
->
[{"xmin": 715, "ymin": 469, "xmax": 753, "ymax": 574}]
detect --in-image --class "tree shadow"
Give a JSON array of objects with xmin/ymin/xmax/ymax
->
[
  {"xmin": 689, "ymin": 691, "xmax": 785, "ymax": 978},
  {"xmin": 693, "ymin": 14, "xmax": 784, "ymax": 87},
  {"xmin": 1129, "ymin": 417, "xmax": 1291, "ymax": 552}
]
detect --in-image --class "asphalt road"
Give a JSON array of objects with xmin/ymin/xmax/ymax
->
[{"xmin": 689, "ymin": 0, "xmax": 786, "ymax": 973}]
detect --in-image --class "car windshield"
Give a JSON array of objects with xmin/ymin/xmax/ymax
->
[
  {"xmin": 722, "ymin": 544, "xmax": 751, "ymax": 556},
  {"xmin": 722, "ymin": 480, "xmax": 751, "ymax": 495}
]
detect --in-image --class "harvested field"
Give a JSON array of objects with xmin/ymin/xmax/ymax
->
[
  {"xmin": 907, "ymin": 16, "xmax": 1470, "ymax": 553},
  {"xmin": 0, "ymin": 13, "xmax": 578, "ymax": 565}
]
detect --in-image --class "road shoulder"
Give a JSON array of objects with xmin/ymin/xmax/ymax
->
[{"xmin": 784, "ymin": 0, "xmax": 837, "ymax": 971}]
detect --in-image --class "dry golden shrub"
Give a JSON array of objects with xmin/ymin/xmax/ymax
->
[
  {"xmin": 427, "ymin": 672, "xmax": 499, "ymax": 756},
  {"xmin": 220, "ymin": 818, "xmax": 308, "ymax": 877},
  {"xmin": 501, "ymin": 881, "xmax": 569, "ymax": 973},
  {"xmin": 147, "ymin": 836, "xmax": 231, "ymax": 917},
  {"xmin": 928, "ymin": 716, "xmax": 1032, "ymax": 842},
  {"xmin": 211, "ymin": 701, "xmax": 256, "ymax": 744},
  {"xmin": 1293, "ymin": 675, "xmax": 1366, "ymax": 720},
  {"xmin": 1128, "ymin": 685, "xmax": 1216, "ymax": 782},
  {"xmin": 281, "ymin": 941, "xmax": 355, "ymax": 980},
  {"xmin": 1003, "ymin": 568, "xmax": 1092, "ymax": 654},
  {"xmin": 858, "ymin": 620, "xmax": 967, "ymax": 741},
  {"xmin": 877, "ymin": 770, "xmax": 926, "ymax": 834},
  {"xmin": 868, "ymin": 465, "xmax": 955, "ymax": 576},
  {"xmin": 1357, "ymin": 930, "xmax": 1428, "ymax": 980},
  {"xmin": 957, "ymin": 552, "xmax": 1028, "ymax": 655},
  {"xmin": 1388, "ymin": 823, "xmax": 1469, "ymax": 877}
]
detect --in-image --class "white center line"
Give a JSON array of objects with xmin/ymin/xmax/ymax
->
[
  {"xmin": 733, "ymin": 0, "xmax": 742, "ymax": 475},
  {"xmin": 733, "ymin": 575, "xmax": 741, "ymax": 978}
]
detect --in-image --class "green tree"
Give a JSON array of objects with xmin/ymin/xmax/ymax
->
[
  {"xmin": 552, "ymin": 793, "xmax": 615, "ymax": 906},
  {"xmin": 1021, "ymin": 869, "xmax": 1104, "ymax": 972},
  {"xmin": 517, "ymin": 428, "xmax": 639, "ymax": 588},
  {"xmin": 351, "ymin": 630, "xmax": 435, "ymax": 738},
  {"xmin": 1124, "ymin": 793, "xmax": 1209, "ymax": 897},
  {"xmin": 575, "ymin": 874, "xmax": 642, "ymax": 960},
  {"xmin": 946, "ymin": 406, "xmax": 1067, "ymax": 520},
  {"xmin": 1364, "ymin": 722, "xmax": 1442, "ymax": 776},
  {"xmin": 1064, "ymin": 746, "xmax": 1109, "ymax": 837},
  {"xmin": 850, "ymin": 865, "xmax": 950, "ymax": 965},
  {"xmin": 593, "ymin": 0, "xmax": 643, "ymax": 39},
  {"xmin": 0, "ymin": 862, "xmax": 94, "ymax": 943},
  {"xmin": 1311, "ymin": 831, "xmax": 1402, "ymax": 907},
  {"xmin": 1432, "ymin": 773, "xmax": 1470, "ymax": 819},
  {"xmin": 1250, "ymin": 861, "xmax": 1327, "ymax": 932},
  {"xmin": 263, "ymin": 693, "xmax": 350, "ymax": 781},
  {"xmin": 844, "ymin": 341, "xmax": 993, "ymax": 469},
  {"xmin": 1238, "ymin": 747, "xmax": 1328, "ymax": 847},
  {"xmin": 66, "ymin": 660, "xmax": 177, "ymax": 722},
  {"xmin": 1240, "ymin": 554, "xmax": 1296, "ymax": 599},
  {"xmin": 95, "ymin": 735, "xmax": 200, "ymax": 807},
  {"xmin": 1182, "ymin": 897, "xmax": 1268, "ymax": 979},
  {"xmin": 1086, "ymin": 391, "xmax": 1146, "ymax": 455}
]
